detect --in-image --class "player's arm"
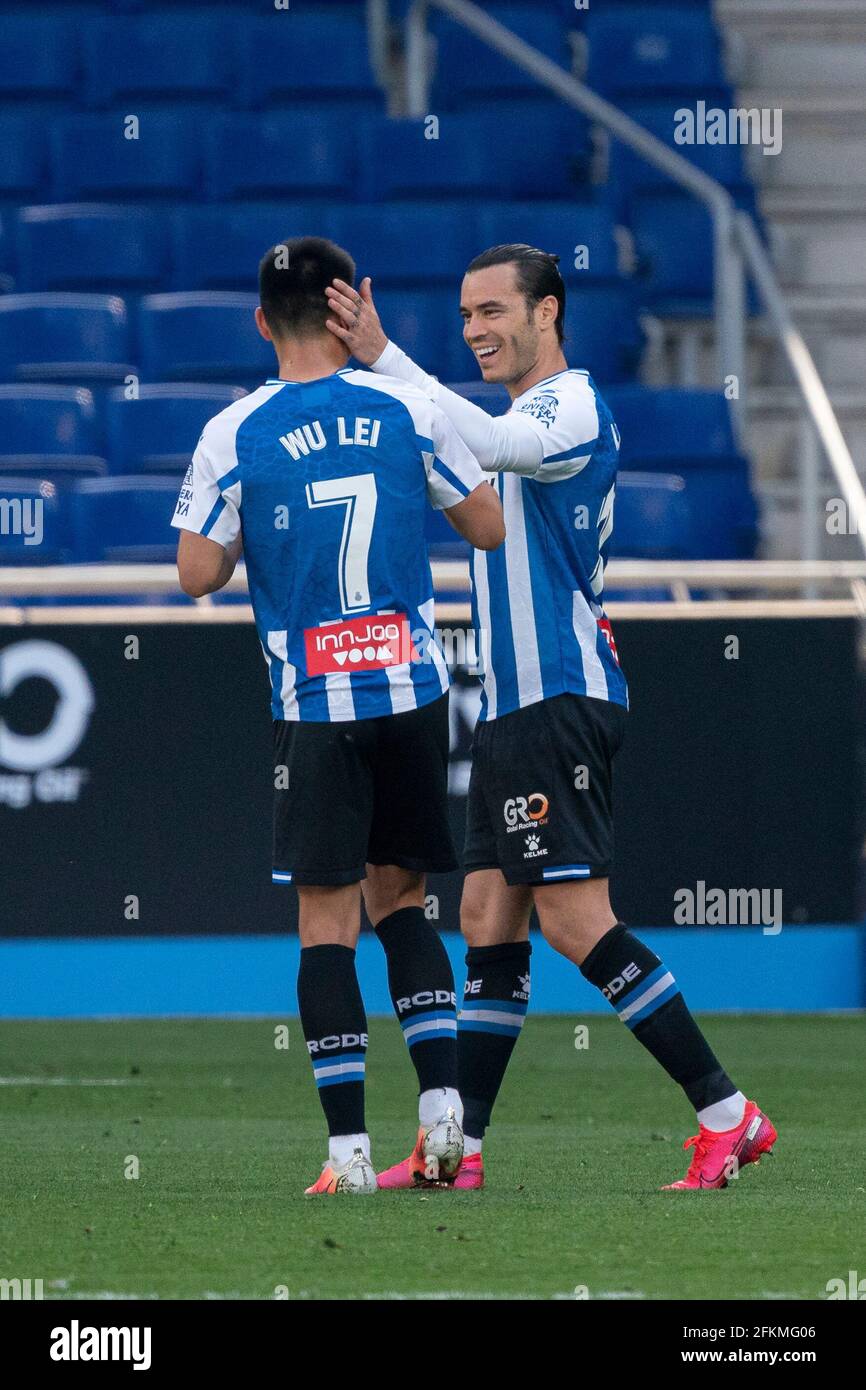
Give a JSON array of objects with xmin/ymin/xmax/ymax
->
[
  {"xmin": 177, "ymin": 531, "xmax": 242, "ymax": 597},
  {"xmin": 444, "ymin": 481, "xmax": 504, "ymax": 551},
  {"xmin": 425, "ymin": 404, "xmax": 505, "ymax": 551},
  {"xmin": 172, "ymin": 432, "xmax": 243, "ymax": 596},
  {"xmin": 326, "ymin": 278, "xmax": 544, "ymax": 477}
]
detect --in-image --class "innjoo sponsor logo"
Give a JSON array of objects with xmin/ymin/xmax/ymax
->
[{"xmin": 304, "ymin": 613, "xmax": 418, "ymax": 675}]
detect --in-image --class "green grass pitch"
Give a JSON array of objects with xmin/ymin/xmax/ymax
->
[{"xmin": 1, "ymin": 1015, "xmax": 862, "ymax": 1301}]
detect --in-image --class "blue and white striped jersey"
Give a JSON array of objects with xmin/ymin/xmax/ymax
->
[
  {"xmin": 471, "ymin": 369, "xmax": 628, "ymax": 720},
  {"xmin": 171, "ymin": 368, "xmax": 485, "ymax": 722}
]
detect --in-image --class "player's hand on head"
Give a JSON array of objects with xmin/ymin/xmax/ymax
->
[{"xmin": 325, "ymin": 276, "xmax": 388, "ymax": 366}]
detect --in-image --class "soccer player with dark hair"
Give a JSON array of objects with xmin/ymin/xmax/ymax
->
[
  {"xmin": 173, "ymin": 236, "xmax": 504, "ymax": 1194},
  {"xmin": 326, "ymin": 245, "xmax": 777, "ymax": 1192}
]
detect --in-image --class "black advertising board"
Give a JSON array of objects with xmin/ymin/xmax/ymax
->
[{"xmin": 1, "ymin": 618, "xmax": 862, "ymax": 936}]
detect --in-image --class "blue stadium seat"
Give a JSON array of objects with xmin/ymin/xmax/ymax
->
[
  {"xmin": 235, "ymin": 13, "xmax": 379, "ymax": 107},
  {"xmin": 585, "ymin": 6, "xmax": 725, "ymax": 97},
  {"xmin": 172, "ymin": 204, "xmax": 339, "ymax": 290},
  {"xmin": 70, "ymin": 476, "xmax": 180, "ymax": 562},
  {"xmin": 49, "ymin": 113, "xmax": 201, "ymax": 201},
  {"xmin": 0, "ymin": 386, "xmax": 105, "ymax": 477},
  {"xmin": 0, "ymin": 16, "xmax": 78, "ymax": 100},
  {"xmin": 105, "ymin": 384, "xmax": 246, "ymax": 474},
  {"xmin": 0, "ymin": 116, "xmax": 49, "ymax": 200},
  {"xmin": 477, "ymin": 202, "xmax": 620, "ymax": 280},
  {"xmin": 361, "ymin": 109, "xmax": 588, "ymax": 201},
  {"xmin": 447, "ymin": 382, "xmax": 511, "ymax": 416},
  {"xmin": 609, "ymin": 472, "xmax": 693, "ymax": 559},
  {"xmin": 563, "ymin": 283, "xmax": 643, "ymax": 384},
  {"xmin": 605, "ymin": 386, "xmax": 737, "ymax": 464},
  {"xmin": 331, "ymin": 204, "xmax": 480, "ymax": 283},
  {"xmin": 662, "ymin": 469, "xmax": 757, "ymax": 559},
  {"xmin": 15, "ymin": 205, "xmax": 172, "ymax": 293},
  {"xmin": 629, "ymin": 187, "xmax": 762, "ymax": 312},
  {"xmin": 81, "ymin": 13, "xmax": 231, "ymax": 107},
  {"xmin": 430, "ymin": 4, "xmax": 570, "ymax": 107},
  {"xmin": 106, "ymin": 0, "xmax": 282, "ymax": 8},
  {"xmin": 0, "ymin": 212, "xmax": 12, "ymax": 295},
  {"xmin": 373, "ymin": 287, "xmax": 474, "ymax": 382},
  {"xmin": 110, "ymin": 0, "xmax": 367, "ymax": 3},
  {"xmin": 607, "ymin": 96, "xmax": 745, "ymax": 217},
  {"xmin": 392, "ymin": 0, "xmax": 712, "ymax": 22},
  {"xmin": 203, "ymin": 113, "xmax": 358, "ymax": 200},
  {"xmin": 137, "ymin": 293, "xmax": 272, "ymax": 383},
  {"xmin": 0, "ymin": 294, "xmax": 133, "ymax": 385},
  {"xmin": 605, "ymin": 387, "xmax": 759, "ymax": 558},
  {"xmin": 0, "ymin": 478, "xmax": 70, "ymax": 566},
  {"xmin": 557, "ymin": 0, "xmax": 713, "ymax": 19},
  {"xmin": 630, "ymin": 194, "xmax": 714, "ymax": 308}
]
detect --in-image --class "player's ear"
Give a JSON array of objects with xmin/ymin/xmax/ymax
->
[
  {"xmin": 255, "ymin": 306, "xmax": 274, "ymax": 343},
  {"xmin": 537, "ymin": 295, "xmax": 559, "ymax": 333}
]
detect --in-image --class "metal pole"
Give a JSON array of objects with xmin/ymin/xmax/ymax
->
[
  {"xmin": 406, "ymin": 0, "xmax": 431, "ymax": 117},
  {"xmin": 713, "ymin": 203, "xmax": 746, "ymax": 441},
  {"xmin": 366, "ymin": 0, "xmax": 391, "ymax": 86},
  {"xmin": 799, "ymin": 416, "xmax": 821, "ymax": 596}
]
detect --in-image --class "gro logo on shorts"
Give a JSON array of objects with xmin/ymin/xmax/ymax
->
[{"xmin": 503, "ymin": 793, "xmax": 549, "ymax": 831}]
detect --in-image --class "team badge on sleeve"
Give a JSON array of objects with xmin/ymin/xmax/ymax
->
[
  {"xmin": 174, "ymin": 463, "xmax": 194, "ymax": 518},
  {"xmin": 515, "ymin": 391, "xmax": 560, "ymax": 429}
]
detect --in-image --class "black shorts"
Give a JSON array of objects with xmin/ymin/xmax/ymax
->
[
  {"xmin": 464, "ymin": 692, "xmax": 627, "ymax": 887},
  {"xmin": 272, "ymin": 692, "xmax": 457, "ymax": 888}
]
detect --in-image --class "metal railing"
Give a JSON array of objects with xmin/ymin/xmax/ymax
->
[
  {"xmin": 3, "ymin": 560, "xmax": 866, "ymax": 626},
  {"xmin": 402, "ymin": 0, "xmax": 866, "ymax": 560}
]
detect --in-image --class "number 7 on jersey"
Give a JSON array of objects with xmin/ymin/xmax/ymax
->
[{"xmin": 305, "ymin": 473, "xmax": 378, "ymax": 615}]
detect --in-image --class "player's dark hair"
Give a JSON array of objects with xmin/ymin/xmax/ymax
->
[
  {"xmin": 466, "ymin": 244, "xmax": 566, "ymax": 344},
  {"xmin": 258, "ymin": 236, "xmax": 356, "ymax": 339}
]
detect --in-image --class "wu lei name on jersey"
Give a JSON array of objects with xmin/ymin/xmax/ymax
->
[{"xmin": 279, "ymin": 416, "xmax": 382, "ymax": 458}]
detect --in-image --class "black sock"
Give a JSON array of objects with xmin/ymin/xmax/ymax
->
[
  {"xmin": 297, "ymin": 944, "xmax": 367, "ymax": 1137},
  {"xmin": 458, "ymin": 941, "xmax": 532, "ymax": 1142},
  {"xmin": 580, "ymin": 924, "xmax": 736, "ymax": 1112},
  {"xmin": 374, "ymin": 906, "xmax": 458, "ymax": 1094}
]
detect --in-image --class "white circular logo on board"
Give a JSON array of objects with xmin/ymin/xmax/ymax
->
[{"xmin": 0, "ymin": 640, "xmax": 95, "ymax": 772}]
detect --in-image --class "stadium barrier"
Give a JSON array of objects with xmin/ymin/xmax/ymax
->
[
  {"xmin": 1, "ymin": 593, "xmax": 863, "ymax": 1015},
  {"xmin": 3, "ymin": 557, "xmax": 866, "ymax": 620}
]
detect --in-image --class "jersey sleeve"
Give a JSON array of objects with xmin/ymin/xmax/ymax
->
[
  {"xmin": 423, "ymin": 403, "xmax": 488, "ymax": 510},
  {"xmin": 511, "ymin": 377, "xmax": 602, "ymax": 484},
  {"xmin": 372, "ymin": 339, "xmax": 544, "ymax": 476},
  {"xmin": 171, "ymin": 429, "xmax": 241, "ymax": 546}
]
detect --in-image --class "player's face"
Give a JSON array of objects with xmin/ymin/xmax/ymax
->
[{"xmin": 460, "ymin": 265, "xmax": 541, "ymax": 385}]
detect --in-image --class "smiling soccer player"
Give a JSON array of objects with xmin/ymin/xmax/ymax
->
[{"xmin": 327, "ymin": 245, "xmax": 777, "ymax": 1192}]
